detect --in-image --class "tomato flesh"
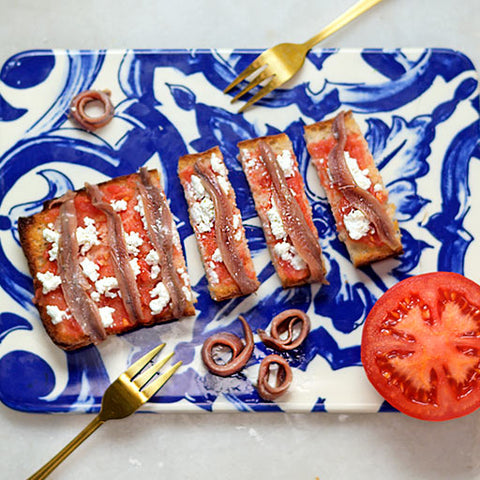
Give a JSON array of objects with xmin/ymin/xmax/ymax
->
[{"xmin": 361, "ymin": 272, "xmax": 480, "ymax": 421}]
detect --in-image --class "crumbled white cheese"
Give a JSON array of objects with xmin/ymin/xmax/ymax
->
[
  {"xmin": 273, "ymin": 241, "xmax": 306, "ymax": 270},
  {"xmin": 76, "ymin": 217, "xmax": 100, "ymax": 255},
  {"xmin": 207, "ymin": 262, "xmax": 219, "ymax": 284},
  {"xmin": 173, "ymin": 266, "xmax": 193, "ymax": 301},
  {"xmin": 43, "ymin": 227, "xmax": 60, "ymax": 261},
  {"xmin": 267, "ymin": 200, "xmax": 287, "ymax": 240},
  {"xmin": 150, "ymin": 281, "xmax": 168, "ymax": 298},
  {"xmin": 373, "ymin": 183, "xmax": 383, "ymax": 193},
  {"xmin": 171, "ymin": 228, "xmax": 182, "ymax": 250},
  {"xmin": 276, "ymin": 150, "xmax": 295, "ymax": 177},
  {"xmin": 95, "ymin": 276, "xmax": 119, "ymax": 298},
  {"xmin": 124, "ymin": 231, "xmax": 143, "ymax": 256},
  {"xmin": 110, "ymin": 199, "xmax": 128, "ymax": 212},
  {"xmin": 343, "ymin": 209, "xmax": 372, "ymax": 240},
  {"xmin": 99, "ymin": 306, "xmax": 115, "ymax": 327},
  {"xmin": 80, "ymin": 257, "xmax": 100, "ymax": 282},
  {"xmin": 190, "ymin": 175, "xmax": 206, "ymax": 199},
  {"xmin": 232, "ymin": 213, "xmax": 241, "ymax": 230},
  {"xmin": 134, "ymin": 196, "xmax": 148, "ymax": 230},
  {"xmin": 149, "ymin": 282, "xmax": 170, "ymax": 315},
  {"xmin": 231, "ymin": 213, "xmax": 243, "ymax": 241},
  {"xmin": 211, "ymin": 248, "xmax": 223, "ymax": 263},
  {"xmin": 242, "ymin": 149, "xmax": 257, "ymax": 170},
  {"xmin": 150, "ymin": 265, "xmax": 160, "ymax": 280},
  {"xmin": 182, "ymin": 285, "xmax": 193, "ymax": 302},
  {"xmin": 133, "ymin": 195, "xmax": 145, "ymax": 216},
  {"xmin": 145, "ymin": 249, "xmax": 160, "ymax": 265},
  {"xmin": 90, "ymin": 291, "xmax": 100, "ymax": 302},
  {"xmin": 46, "ymin": 305, "xmax": 69, "ymax": 325},
  {"xmin": 216, "ymin": 175, "xmax": 230, "ymax": 194},
  {"xmin": 129, "ymin": 258, "xmax": 141, "ymax": 277},
  {"xmin": 149, "ymin": 297, "xmax": 168, "ymax": 315},
  {"xmin": 344, "ymin": 151, "xmax": 371, "ymax": 190},
  {"xmin": 145, "ymin": 249, "xmax": 161, "ymax": 279},
  {"xmin": 177, "ymin": 267, "xmax": 191, "ymax": 288},
  {"xmin": 274, "ymin": 241, "xmax": 291, "ymax": 259},
  {"xmin": 190, "ymin": 196, "xmax": 215, "ymax": 233},
  {"xmin": 43, "ymin": 226, "xmax": 59, "ymax": 244},
  {"xmin": 210, "ymin": 153, "xmax": 228, "ymax": 176},
  {"xmin": 36, "ymin": 271, "xmax": 62, "ymax": 294},
  {"xmin": 47, "ymin": 244, "xmax": 59, "ymax": 262},
  {"xmin": 290, "ymin": 253, "xmax": 306, "ymax": 271}
]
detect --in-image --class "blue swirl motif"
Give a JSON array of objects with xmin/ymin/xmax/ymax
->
[
  {"xmin": 0, "ymin": 48, "xmax": 478, "ymax": 413},
  {"xmin": 0, "ymin": 49, "xmax": 56, "ymax": 122},
  {"xmin": 0, "ymin": 313, "xmax": 32, "ymax": 343}
]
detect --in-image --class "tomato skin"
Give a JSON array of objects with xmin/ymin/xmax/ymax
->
[{"xmin": 361, "ymin": 272, "xmax": 480, "ymax": 421}]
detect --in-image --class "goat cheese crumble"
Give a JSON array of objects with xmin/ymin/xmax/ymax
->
[
  {"xmin": 267, "ymin": 200, "xmax": 287, "ymax": 240},
  {"xmin": 37, "ymin": 271, "xmax": 62, "ymax": 294},
  {"xmin": 134, "ymin": 196, "xmax": 149, "ymax": 231},
  {"xmin": 207, "ymin": 262, "xmax": 219, "ymax": 284},
  {"xmin": 110, "ymin": 199, "xmax": 128, "ymax": 212},
  {"xmin": 80, "ymin": 257, "xmax": 100, "ymax": 282},
  {"xmin": 43, "ymin": 226, "xmax": 60, "ymax": 261},
  {"xmin": 149, "ymin": 282, "xmax": 170, "ymax": 315},
  {"xmin": 276, "ymin": 150, "xmax": 295, "ymax": 177},
  {"xmin": 344, "ymin": 151, "xmax": 371, "ymax": 190},
  {"xmin": 129, "ymin": 258, "xmax": 141, "ymax": 277},
  {"xmin": 210, "ymin": 153, "xmax": 228, "ymax": 176},
  {"xmin": 124, "ymin": 231, "xmax": 143, "ymax": 256},
  {"xmin": 211, "ymin": 248, "xmax": 223, "ymax": 263},
  {"xmin": 190, "ymin": 174, "xmax": 206, "ymax": 199},
  {"xmin": 95, "ymin": 276, "xmax": 119, "ymax": 298},
  {"xmin": 99, "ymin": 306, "xmax": 115, "ymax": 327},
  {"xmin": 343, "ymin": 209, "xmax": 371, "ymax": 240},
  {"xmin": 76, "ymin": 217, "xmax": 100, "ymax": 255},
  {"xmin": 191, "ymin": 196, "xmax": 215, "ymax": 233},
  {"xmin": 216, "ymin": 175, "xmax": 230, "ymax": 194},
  {"xmin": 273, "ymin": 241, "xmax": 306, "ymax": 270},
  {"xmin": 145, "ymin": 249, "xmax": 161, "ymax": 279},
  {"xmin": 46, "ymin": 305, "xmax": 69, "ymax": 325}
]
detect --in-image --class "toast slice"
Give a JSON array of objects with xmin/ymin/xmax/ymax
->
[
  {"xmin": 304, "ymin": 111, "xmax": 403, "ymax": 267},
  {"xmin": 237, "ymin": 134, "xmax": 327, "ymax": 288},
  {"xmin": 18, "ymin": 169, "xmax": 195, "ymax": 350},
  {"xmin": 178, "ymin": 147, "xmax": 259, "ymax": 301}
]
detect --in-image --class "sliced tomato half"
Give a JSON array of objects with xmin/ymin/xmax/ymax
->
[{"xmin": 361, "ymin": 272, "xmax": 480, "ymax": 421}]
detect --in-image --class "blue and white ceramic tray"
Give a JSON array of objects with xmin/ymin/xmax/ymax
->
[{"xmin": 0, "ymin": 48, "xmax": 478, "ymax": 413}]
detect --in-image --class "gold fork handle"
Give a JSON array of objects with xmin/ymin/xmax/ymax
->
[
  {"xmin": 27, "ymin": 414, "xmax": 105, "ymax": 480},
  {"xmin": 302, "ymin": 0, "xmax": 385, "ymax": 50}
]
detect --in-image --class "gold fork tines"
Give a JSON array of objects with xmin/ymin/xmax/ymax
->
[
  {"xmin": 224, "ymin": 0, "xmax": 385, "ymax": 112},
  {"xmin": 28, "ymin": 343, "xmax": 181, "ymax": 480}
]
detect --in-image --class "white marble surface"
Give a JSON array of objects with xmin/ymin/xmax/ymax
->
[{"xmin": 1, "ymin": 0, "xmax": 480, "ymax": 479}]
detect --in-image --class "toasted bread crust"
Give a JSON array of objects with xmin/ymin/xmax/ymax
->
[
  {"xmin": 238, "ymin": 133, "xmax": 291, "ymax": 154},
  {"xmin": 179, "ymin": 147, "xmax": 259, "ymax": 301},
  {"xmin": 238, "ymin": 134, "xmax": 326, "ymax": 287},
  {"xmin": 305, "ymin": 111, "xmax": 403, "ymax": 267},
  {"xmin": 19, "ymin": 170, "xmax": 195, "ymax": 350}
]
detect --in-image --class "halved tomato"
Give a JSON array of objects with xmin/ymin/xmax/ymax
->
[{"xmin": 361, "ymin": 272, "xmax": 480, "ymax": 421}]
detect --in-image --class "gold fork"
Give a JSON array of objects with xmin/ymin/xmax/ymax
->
[
  {"xmin": 224, "ymin": 0, "xmax": 385, "ymax": 112},
  {"xmin": 28, "ymin": 343, "xmax": 182, "ymax": 480}
]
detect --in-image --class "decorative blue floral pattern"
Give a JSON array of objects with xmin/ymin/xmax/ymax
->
[{"xmin": 0, "ymin": 48, "xmax": 478, "ymax": 413}]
